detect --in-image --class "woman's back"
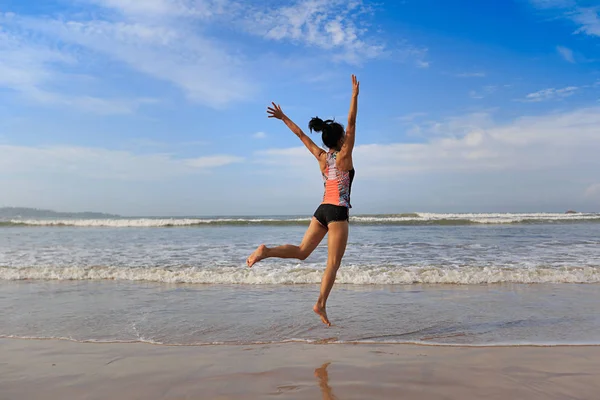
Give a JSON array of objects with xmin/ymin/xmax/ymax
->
[{"xmin": 322, "ymin": 151, "xmax": 355, "ymax": 208}]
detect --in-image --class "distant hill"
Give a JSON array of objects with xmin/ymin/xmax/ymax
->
[{"xmin": 0, "ymin": 207, "xmax": 120, "ymax": 219}]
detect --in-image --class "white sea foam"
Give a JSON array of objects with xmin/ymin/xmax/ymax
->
[
  {"xmin": 6, "ymin": 212, "xmax": 599, "ymax": 227},
  {"xmin": 2, "ymin": 265, "xmax": 599, "ymax": 284},
  {"xmin": 8, "ymin": 218, "xmax": 311, "ymax": 227},
  {"xmin": 418, "ymin": 212, "xmax": 600, "ymax": 223},
  {"xmin": 353, "ymin": 212, "xmax": 600, "ymax": 224},
  {"xmin": 2, "ymin": 335, "xmax": 598, "ymax": 347}
]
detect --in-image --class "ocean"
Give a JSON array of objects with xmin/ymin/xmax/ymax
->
[{"xmin": 1, "ymin": 212, "xmax": 600, "ymax": 346}]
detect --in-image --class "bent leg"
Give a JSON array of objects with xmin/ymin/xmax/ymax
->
[
  {"xmin": 313, "ymin": 221, "xmax": 349, "ymax": 326},
  {"xmin": 246, "ymin": 218, "xmax": 327, "ymax": 267}
]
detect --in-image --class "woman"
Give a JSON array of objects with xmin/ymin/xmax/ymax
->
[{"xmin": 246, "ymin": 74, "xmax": 359, "ymax": 327}]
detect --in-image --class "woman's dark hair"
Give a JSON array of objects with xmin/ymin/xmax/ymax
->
[{"xmin": 308, "ymin": 117, "xmax": 345, "ymax": 149}]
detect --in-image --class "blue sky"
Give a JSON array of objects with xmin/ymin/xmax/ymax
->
[{"xmin": 1, "ymin": 0, "xmax": 599, "ymax": 216}]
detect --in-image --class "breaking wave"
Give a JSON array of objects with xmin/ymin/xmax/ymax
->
[
  {"xmin": 1, "ymin": 264, "xmax": 599, "ymax": 284},
  {"xmin": 2, "ymin": 212, "xmax": 600, "ymax": 227}
]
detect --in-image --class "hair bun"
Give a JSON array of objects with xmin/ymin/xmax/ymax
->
[
  {"xmin": 308, "ymin": 117, "xmax": 345, "ymax": 149},
  {"xmin": 309, "ymin": 117, "xmax": 327, "ymax": 133}
]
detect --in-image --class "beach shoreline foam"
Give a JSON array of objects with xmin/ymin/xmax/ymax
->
[
  {"xmin": 1, "ymin": 338, "xmax": 599, "ymax": 399},
  {"xmin": 3, "ymin": 264, "xmax": 600, "ymax": 284},
  {"xmin": 3, "ymin": 212, "xmax": 600, "ymax": 227}
]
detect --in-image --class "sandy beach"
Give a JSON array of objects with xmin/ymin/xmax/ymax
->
[{"xmin": 1, "ymin": 339, "xmax": 599, "ymax": 399}]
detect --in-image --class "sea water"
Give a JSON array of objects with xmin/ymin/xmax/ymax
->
[{"xmin": 1, "ymin": 213, "xmax": 599, "ymax": 346}]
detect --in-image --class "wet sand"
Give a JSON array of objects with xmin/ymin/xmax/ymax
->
[{"xmin": 1, "ymin": 339, "xmax": 599, "ymax": 399}]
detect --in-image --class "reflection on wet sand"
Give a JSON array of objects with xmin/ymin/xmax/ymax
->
[{"xmin": 315, "ymin": 362, "xmax": 338, "ymax": 400}]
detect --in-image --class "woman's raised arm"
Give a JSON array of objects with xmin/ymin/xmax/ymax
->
[
  {"xmin": 338, "ymin": 75, "xmax": 359, "ymax": 166},
  {"xmin": 267, "ymin": 102, "xmax": 325, "ymax": 160}
]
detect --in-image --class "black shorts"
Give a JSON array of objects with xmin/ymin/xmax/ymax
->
[{"xmin": 313, "ymin": 204, "xmax": 349, "ymax": 227}]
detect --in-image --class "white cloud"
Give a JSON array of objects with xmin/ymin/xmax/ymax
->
[
  {"xmin": 556, "ymin": 45, "xmax": 576, "ymax": 63},
  {"xmin": 127, "ymin": 138, "xmax": 208, "ymax": 149},
  {"xmin": 253, "ymin": 132, "xmax": 267, "ymax": 139},
  {"xmin": 469, "ymin": 85, "xmax": 498, "ymax": 99},
  {"xmin": 185, "ymin": 155, "xmax": 243, "ymax": 168},
  {"xmin": 0, "ymin": 0, "xmax": 408, "ymax": 111},
  {"xmin": 396, "ymin": 43, "xmax": 430, "ymax": 68},
  {"xmin": 1, "ymin": 1, "xmax": 255, "ymax": 109},
  {"xmin": 520, "ymin": 86, "xmax": 579, "ymax": 102},
  {"xmin": 397, "ymin": 112, "xmax": 427, "ymax": 123},
  {"xmin": 29, "ymin": 91, "xmax": 158, "ymax": 115},
  {"xmin": 88, "ymin": 0, "xmax": 420, "ymax": 68},
  {"xmin": 0, "ymin": 145, "xmax": 242, "ymax": 180},
  {"xmin": 256, "ymin": 106, "xmax": 600, "ymax": 180},
  {"xmin": 87, "ymin": 0, "xmax": 229, "ymax": 19},
  {"xmin": 529, "ymin": 0, "xmax": 575, "ymax": 9},
  {"xmin": 530, "ymin": 1, "xmax": 600, "ymax": 38},
  {"xmin": 571, "ymin": 7, "xmax": 600, "ymax": 37},
  {"xmin": 91, "ymin": 0, "xmax": 396, "ymax": 67},
  {"xmin": 416, "ymin": 60, "xmax": 430, "ymax": 68},
  {"xmin": 0, "ymin": 27, "xmax": 152, "ymax": 114},
  {"xmin": 243, "ymin": 0, "xmax": 387, "ymax": 64},
  {"xmin": 456, "ymin": 72, "xmax": 486, "ymax": 78},
  {"xmin": 9, "ymin": 15, "xmax": 255, "ymax": 108},
  {"xmin": 5, "ymin": 107, "xmax": 600, "ymax": 214}
]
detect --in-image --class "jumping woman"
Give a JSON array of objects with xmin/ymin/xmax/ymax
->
[{"xmin": 246, "ymin": 74, "xmax": 359, "ymax": 327}]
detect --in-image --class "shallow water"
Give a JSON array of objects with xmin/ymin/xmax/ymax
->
[
  {"xmin": 1, "ymin": 281, "xmax": 599, "ymax": 345},
  {"xmin": 1, "ymin": 217, "xmax": 600, "ymax": 345}
]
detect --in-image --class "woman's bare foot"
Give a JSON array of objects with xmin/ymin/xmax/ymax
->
[
  {"xmin": 246, "ymin": 244, "xmax": 267, "ymax": 268},
  {"xmin": 313, "ymin": 303, "xmax": 331, "ymax": 326}
]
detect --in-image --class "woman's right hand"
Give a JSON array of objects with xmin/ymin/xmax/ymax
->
[
  {"xmin": 267, "ymin": 102, "xmax": 285, "ymax": 120},
  {"xmin": 352, "ymin": 74, "xmax": 360, "ymax": 97}
]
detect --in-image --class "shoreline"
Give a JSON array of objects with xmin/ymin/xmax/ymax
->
[
  {"xmin": 3, "ymin": 335, "xmax": 600, "ymax": 348},
  {"xmin": 3, "ymin": 271, "xmax": 600, "ymax": 285},
  {"xmin": 2, "ymin": 338, "xmax": 600, "ymax": 399}
]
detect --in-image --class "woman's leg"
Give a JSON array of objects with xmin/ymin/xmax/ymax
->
[
  {"xmin": 246, "ymin": 218, "xmax": 327, "ymax": 267},
  {"xmin": 313, "ymin": 221, "xmax": 348, "ymax": 326}
]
